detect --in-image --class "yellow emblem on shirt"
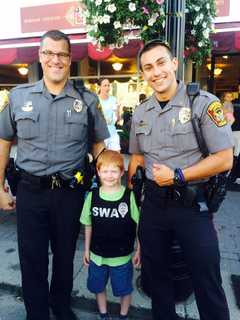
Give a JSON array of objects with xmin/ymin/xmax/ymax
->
[
  {"xmin": 0, "ymin": 89, "xmax": 9, "ymax": 112},
  {"xmin": 207, "ymin": 101, "xmax": 227, "ymax": 127}
]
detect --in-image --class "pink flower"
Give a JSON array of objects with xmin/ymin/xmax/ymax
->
[
  {"xmin": 156, "ymin": 0, "xmax": 164, "ymax": 5},
  {"xmin": 142, "ymin": 6, "xmax": 149, "ymax": 14}
]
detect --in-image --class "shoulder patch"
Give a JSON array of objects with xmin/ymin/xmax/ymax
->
[
  {"xmin": 0, "ymin": 90, "xmax": 9, "ymax": 112},
  {"xmin": 207, "ymin": 101, "xmax": 227, "ymax": 127}
]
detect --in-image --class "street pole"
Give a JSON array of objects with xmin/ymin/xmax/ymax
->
[{"xmin": 165, "ymin": 0, "xmax": 186, "ymax": 81}]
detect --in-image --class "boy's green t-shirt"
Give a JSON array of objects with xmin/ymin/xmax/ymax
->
[{"xmin": 80, "ymin": 186, "xmax": 139, "ymax": 267}]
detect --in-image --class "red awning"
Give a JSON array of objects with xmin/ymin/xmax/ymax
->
[
  {"xmin": 211, "ymin": 31, "xmax": 240, "ymax": 54},
  {"xmin": 87, "ymin": 43, "xmax": 112, "ymax": 61},
  {"xmin": 0, "ymin": 48, "xmax": 17, "ymax": 64},
  {"xmin": 235, "ymin": 32, "xmax": 240, "ymax": 50},
  {"xmin": 0, "ymin": 36, "xmax": 142, "ymax": 64},
  {"xmin": 114, "ymin": 40, "xmax": 143, "ymax": 58}
]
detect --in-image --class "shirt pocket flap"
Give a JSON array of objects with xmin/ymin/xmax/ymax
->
[
  {"xmin": 135, "ymin": 125, "xmax": 152, "ymax": 135},
  {"xmin": 15, "ymin": 111, "xmax": 39, "ymax": 122},
  {"xmin": 65, "ymin": 111, "xmax": 88, "ymax": 125}
]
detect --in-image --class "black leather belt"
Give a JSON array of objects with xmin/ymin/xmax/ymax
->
[
  {"xmin": 144, "ymin": 178, "xmax": 205, "ymax": 207},
  {"xmin": 19, "ymin": 170, "xmax": 70, "ymax": 189}
]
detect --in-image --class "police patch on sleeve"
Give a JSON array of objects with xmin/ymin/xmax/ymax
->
[
  {"xmin": 0, "ymin": 89, "xmax": 9, "ymax": 112},
  {"xmin": 207, "ymin": 101, "xmax": 227, "ymax": 127}
]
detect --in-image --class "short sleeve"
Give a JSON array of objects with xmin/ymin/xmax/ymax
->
[
  {"xmin": 130, "ymin": 191, "xmax": 140, "ymax": 224},
  {"xmin": 129, "ymin": 117, "xmax": 141, "ymax": 154},
  {"xmin": 200, "ymin": 98, "xmax": 234, "ymax": 153},
  {"xmin": 80, "ymin": 192, "xmax": 92, "ymax": 225},
  {"xmin": 0, "ymin": 94, "xmax": 15, "ymax": 141}
]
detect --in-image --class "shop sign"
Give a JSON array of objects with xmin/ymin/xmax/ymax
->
[
  {"xmin": 21, "ymin": 2, "xmax": 85, "ymax": 33},
  {"xmin": 215, "ymin": 0, "xmax": 230, "ymax": 17}
]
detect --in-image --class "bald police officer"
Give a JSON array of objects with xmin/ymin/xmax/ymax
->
[
  {"xmin": 128, "ymin": 40, "xmax": 233, "ymax": 320},
  {"xmin": 0, "ymin": 30, "xmax": 109, "ymax": 320}
]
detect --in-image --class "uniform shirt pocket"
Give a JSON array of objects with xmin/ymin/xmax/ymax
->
[
  {"xmin": 65, "ymin": 111, "xmax": 88, "ymax": 141},
  {"xmin": 172, "ymin": 121, "xmax": 198, "ymax": 153},
  {"xmin": 135, "ymin": 123, "xmax": 152, "ymax": 153},
  {"xmin": 15, "ymin": 111, "xmax": 40, "ymax": 139}
]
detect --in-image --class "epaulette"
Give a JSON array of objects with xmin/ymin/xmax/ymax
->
[
  {"xmin": 0, "ymin": 89, "xmax": 9, "ymax": 112},
  {"xmin": 11, "ymin": 82, "xmax": 36, "ymax": 91}
]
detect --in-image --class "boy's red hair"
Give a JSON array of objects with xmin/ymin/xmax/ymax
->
[{"xmin": 96, "ymin": 150, "xmax": 124, "ymax": 171}]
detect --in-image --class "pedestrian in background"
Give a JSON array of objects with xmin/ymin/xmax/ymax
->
[
  {"xmin": 222, "ymin": 92, "xmax": 235, "ymax": 125},
  {"xmin": 128, "ymin": 39, "xmax": 233, "ymax": 320},
  {"xmin": 98, "ymin": 78, "xmax": 121, "ymax": 152},
  {"xmin": 81, "ymin": 150, "xmax": 140, "ymax": 320},
  {"xmin": 0, "ymin": 29, "xmax": 109, "ymax": 320}
]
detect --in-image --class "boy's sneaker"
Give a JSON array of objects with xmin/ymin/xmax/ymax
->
[{"xmin": 98, "ymin": 313, "xmax": 111, "ymax": 320}]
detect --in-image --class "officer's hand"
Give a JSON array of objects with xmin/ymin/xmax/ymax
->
[
  {"xmin": 83, "ymin": 251, "xmax": 90, "ymax": 267},
  {"xmin": 152, "ymin": 164, "xmax": 174, "ymax": 186},
  {"xmin": 0, "ymin": 189, "xmax": 16, "ymax": 211},
  {"xmin": 132, "ymin": 249, "xmax": 141, "ymax": 268}
]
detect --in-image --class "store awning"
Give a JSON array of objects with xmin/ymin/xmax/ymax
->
[
  {"xmin": 211, "ymin": 31, "xmax": 240, "ymax": 54},
  {"xmin": 0, "ymin": 35, "xmax": 142, "ymax": 64}
]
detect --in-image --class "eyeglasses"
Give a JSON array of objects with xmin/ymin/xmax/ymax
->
[{"xmin": 40, "ymin": 50, "xmax": 70, "ymax": 60}]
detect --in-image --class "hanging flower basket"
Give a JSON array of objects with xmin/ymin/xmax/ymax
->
[{"xmin": 81, "ymin": 0, "xmax": 216, "ymax": 64}]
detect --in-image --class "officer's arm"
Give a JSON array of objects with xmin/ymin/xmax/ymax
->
[
  {"xmin": 128, "ymin": 154, "xmax": 145, "ymax": 188},
  {"xmin": 0, "ymin": 138, "xmax": 11, "ymax": 190},
  {"xmin": 92, "ymin": 141, "xmax": 106, "ymax": 160},
  {"xmin": 183, "ymin": 148, "xmax": 233, "ymax": 182},
  {"xmin": 0, "ymin": 138, "xmax": 15, "ymax": 211}
]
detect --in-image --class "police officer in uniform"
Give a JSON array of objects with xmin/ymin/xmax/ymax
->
[
  {"xmin": 128, "ymin": 40, "xmax": 233, "ymax": 320},
  {"xmin": 0, "ymin": 30, "xmax": 109, "ymax": 320}
]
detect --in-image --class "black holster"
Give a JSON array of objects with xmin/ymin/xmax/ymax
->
[
  {"xmin": 204, "ymin": 172, "xmax": 228, "ymax": 213},
  {"xmin": 131, "ymin": 166, "xmax": 145, "ymax": 207},
  {"xmin": 5, "ymin": 158, "xmax": 20, "ymax": 196}
]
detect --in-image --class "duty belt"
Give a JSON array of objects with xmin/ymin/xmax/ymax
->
[
  {"xmin": 144, "ymin": 178, "xmax": 206, "ymax": 208},
  {"xmin": 19, "ymin": 170, "xmax": 72, "ymax": 190}
]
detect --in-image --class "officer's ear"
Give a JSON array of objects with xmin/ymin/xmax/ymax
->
[{"xmin": 172, "ymin": 57, "xmax": 178, "ymax": 72}]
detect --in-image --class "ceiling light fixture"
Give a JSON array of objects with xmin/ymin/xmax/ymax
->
[
  {"xmin": 18, "ymin": 66, "xmax": 29, "ymax": 76},
  {"xmin": 112, "ymin": 62, "xmax": 123, "ymax": 71},
  {"xmin": 206, "ymin": 64, "xmax": 223, "ymax": 76}
]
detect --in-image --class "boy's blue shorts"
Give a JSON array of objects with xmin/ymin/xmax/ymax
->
[{"xmin": 87, "ymin": 260, "xmax": 133, "ymax": 297}]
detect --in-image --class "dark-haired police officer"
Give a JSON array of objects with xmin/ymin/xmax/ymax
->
[
  {"xmin": 0, "ymin": 30, "xmax": 109, "ymax": 320},
  {"xmin": 128, "ymin": 40, "xmax": 233, "ymax": 320}
]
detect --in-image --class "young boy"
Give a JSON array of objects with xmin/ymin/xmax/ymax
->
[{"xmin": 80, "ymin": 150, "xmax": 140, "ymax": 320}]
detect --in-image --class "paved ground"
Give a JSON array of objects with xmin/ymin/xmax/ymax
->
[{"xmin": 0, "ymin": 181, "xmax": 240, "ymax": 319}]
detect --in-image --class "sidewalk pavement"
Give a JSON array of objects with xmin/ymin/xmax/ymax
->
[{"xmin": 0, "ymin": 181, "xmax": 240, "ymax": 319}]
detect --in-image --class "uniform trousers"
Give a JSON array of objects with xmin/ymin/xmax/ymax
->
[
  {"xmin": 139, "ymin": 183, "xmax": 230, "ymax": 320},
  {"xmin": 16, "ymin": 179, "xmax": 84, "ymax": 320}
]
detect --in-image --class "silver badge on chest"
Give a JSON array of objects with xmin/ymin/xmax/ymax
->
[
  {"xmin": 179, "ymin": 107, "xmax": 191, "ymax": 124},
  {"xmin": 73, "ymin": 99, "xmax": 83, "ymax": 113},
  {"xmin": 22, "ymin": 101, "xmax": 33, "ymax": 112}
]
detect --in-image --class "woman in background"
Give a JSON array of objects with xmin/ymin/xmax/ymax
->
[
  {"xmin": 222, "ymin": 91, "xmax": 235, "ymax": 125},
  {"xmin": 98, "ymin": 78, "xmax": 121, "ymax": 152}
]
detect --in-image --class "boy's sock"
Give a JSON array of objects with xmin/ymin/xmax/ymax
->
[{"xmin": 119, "ymin": 315, "xmax": 128, "ymax": 319}]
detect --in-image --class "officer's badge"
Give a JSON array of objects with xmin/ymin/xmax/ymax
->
[
  {"xmin": 73, "ymin": 99, "xmax": 83, "ymax": 113},
  {"xmin": 179, "ymin": 107, "xmax": 191, "ymax": 124},
  {"xmin": 22, "ymin": 101, "xmax": 33, "ymax": 112},
  {"xmin": 207, "ymin": 101, "xmax": 227, "ymax": 127},
  {"xmin": 0, "ymin": 89, "xmax": 9, "ymax": 112}
]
